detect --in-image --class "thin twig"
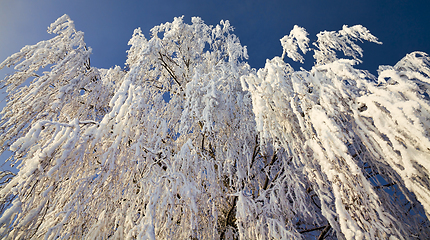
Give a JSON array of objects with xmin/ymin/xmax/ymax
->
[{"xmin": 318, "ymin": 225, "xmax": 331, "ymax": 240}]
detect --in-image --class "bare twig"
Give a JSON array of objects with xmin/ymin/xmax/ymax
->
[
  {"xmin": 299, "ymin": 225, "xmax": 326, "ymax": 234},
  {"xmin": 318, "ymin": 225, "xmax": 331, "ymax": 240},
  {"xmin": 158, "ymin": 52, "xmax": 182, "ymax": 87}
]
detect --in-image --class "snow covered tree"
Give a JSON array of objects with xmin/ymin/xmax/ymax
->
[{"xmin": 0, "ymin": 14, "xmax": 429, "ymax": 239}]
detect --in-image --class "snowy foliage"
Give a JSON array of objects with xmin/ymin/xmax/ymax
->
[{"xmin": 0, "ymin": 14, "xmax": 429, "ymax": 239}]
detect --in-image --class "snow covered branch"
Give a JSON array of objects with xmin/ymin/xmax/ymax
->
[{"xmin": 0, "ymin": 15, "xmax": 429, "ymax": 239}]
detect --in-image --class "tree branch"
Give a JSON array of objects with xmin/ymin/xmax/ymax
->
[
  {"xmin": 249, "ymin": 135, "xmax": 259, "ymax": 169},
  {"xmin": 318, "ymin": 225, "xmax": 331, "ymax": 240},
  {"xmin": 220, "ymin": 196, "xmax": 238, "ymax": 240},
  {"xmin": 158, "ymin": 52, "xmax": 181, "ymax": 87},
  {"xmin": 262, "ymin": 153, "xmax": 278, "ymax": 190},
  {"xmin": 299, "ymin": 225, "xmax": 326, "ymax": 234}
]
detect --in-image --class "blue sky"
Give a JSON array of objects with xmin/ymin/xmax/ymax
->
[
  {"xmin": 0, "ymin": 0, "xmax": 430, "ymax": 169},
  {"xmin": 1, "ymin": 0, "xmax": 430, "ymax": 74}
]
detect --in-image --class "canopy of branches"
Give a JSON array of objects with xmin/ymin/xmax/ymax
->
[{"xmin": 0, "ymin": 15, "xmax": 429, "ymax": 239}]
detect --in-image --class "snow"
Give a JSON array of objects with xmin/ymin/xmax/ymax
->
[{"xmin": 0, "ymin": 15, "xmax": 429, "ymax": 239}]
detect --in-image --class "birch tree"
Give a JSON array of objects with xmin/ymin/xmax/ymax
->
[{"xmin": 0, "ymin": 14, "xmax": 429, "ymax": 239}]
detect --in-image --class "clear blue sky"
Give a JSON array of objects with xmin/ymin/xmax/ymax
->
[
  {"xmin": 1, "ymin": 0, "xmax": 430, "ymax": 73},
  {"xmin": 0, "ymin": 0, "xmax": 430, "ymax": 169}
]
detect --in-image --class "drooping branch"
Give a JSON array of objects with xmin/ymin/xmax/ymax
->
[{"xmin": 262, "ymin": 153, "xmax": 278, "ymax": 191}]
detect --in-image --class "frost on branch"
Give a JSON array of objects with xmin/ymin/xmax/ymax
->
[
  {"xmin": 281, "ymin": 24, "xmax": 382, "ymax": 65},
  {"xmin": 0, "ymin": 16, "xmax": 430, "ymax": 240},
  {"xmin": 242, "ymin": 25, "xmax": 430, "ymax": 239},
  {"xmin": 280, "ymin": 25, "xmax": 309, "ymax": 63}
]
